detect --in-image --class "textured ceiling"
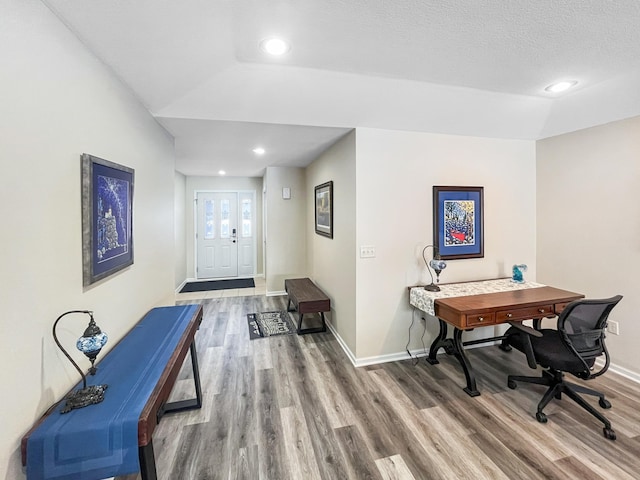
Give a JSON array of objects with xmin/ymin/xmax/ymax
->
[
  {"xmin": 42, "ymin": 0, "xmax": 640, "ymax": 176},
  {"xmin": 234, "ymin": 0, "xmax": 640, "ymax": 96}
]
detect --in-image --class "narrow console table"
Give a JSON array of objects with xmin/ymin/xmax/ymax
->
[
  {"xmin": 22, "ymin": 304, "xmax": 203, "ymax": 480},
  {"xmin": 410, "ymin": 279, "xmax": 583, "ymax": 396}
]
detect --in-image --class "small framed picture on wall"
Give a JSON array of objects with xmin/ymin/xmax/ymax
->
[{"xmin": 314, "ymin": 181, "xmax": 333, "ymax": 238}]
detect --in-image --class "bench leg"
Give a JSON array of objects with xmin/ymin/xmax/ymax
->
[
  {"xmin": 144, "ymin": 341, "xmax": 202, "ymax": 478},
  {"xmin": 287, "ymin": 297, "xmax": 295, "ymax": 313},
  {"xmin": 157, "ymin": 340, "xmax": 203, "ymax": 419},
  {"xmin": 297, "ymin": 313, "xmax": 304, "ymax": 334},
  {"xmin": 139, "ymin": 441, "xmax": 158, "ymax": 480},
  {"xmin": 296, "ymin": 312, "xmax": 328, "ymax": 335}
]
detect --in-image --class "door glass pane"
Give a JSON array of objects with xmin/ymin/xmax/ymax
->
[
  {"xmin": 220, "ymin": 199, "xmax": 230, "ymax": 238},
  {"xmin": 242, "ymin": 199, "xmax": 252, "ymax": 237},
  {"xmin": 204, "ymin": 199, "xmax": 215, "ymax": 239}
]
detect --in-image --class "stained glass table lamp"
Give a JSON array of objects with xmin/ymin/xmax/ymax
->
[{"xmin": 52, "ymin": 310, "xmax": 108, "ymax": 413}]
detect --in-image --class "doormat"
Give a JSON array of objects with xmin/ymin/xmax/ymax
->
[
  {"xmin": 247, "ymin": 311, "xmax": 296, "ymax": 340},
  {"xmin": 180, "ymin": 278, "xmax": 255, "ymax": 293}
]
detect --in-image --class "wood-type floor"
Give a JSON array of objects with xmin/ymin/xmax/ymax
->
[{"xmin": 120, "ymin": 295, "xmax": 640, "ymax": 480}]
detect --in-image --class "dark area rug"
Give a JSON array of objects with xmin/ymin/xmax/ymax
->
[
  {"xmin": 180, "ymin": 278, "xmax": 255, "ymax": 293},
  {"xmin": 247, "ymin": 311, "xmax": 296, "ymax": 340}
]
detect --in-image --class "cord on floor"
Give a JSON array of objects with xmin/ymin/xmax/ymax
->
[{"xmin": 406, "ymin": 307, "xmax": 430, "ymax": 365}]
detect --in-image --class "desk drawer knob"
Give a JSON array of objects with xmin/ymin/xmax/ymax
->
[
  {"xmin": 478, "ymin": 316, "xmax": 484, "ymax": 322},
  {"xmin": 506, "ymin": 313, "xmax": 513, "ymax": 318},
  {"xmin": 538, "ymin": 308, "xmax": 545, "ymax": 313}
]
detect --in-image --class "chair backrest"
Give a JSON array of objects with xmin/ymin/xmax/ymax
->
[{"xmin": 557, "ymin": 295, "xmax": 623, "ymax": 378}]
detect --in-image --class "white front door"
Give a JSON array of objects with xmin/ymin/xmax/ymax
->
[
  {"xmin": 237, "ymin": 191, "xmax": 256, "ymax": 277},
  {"xmin": 196, "ymin": 191, "xmax": 256, "ymax": 279}
]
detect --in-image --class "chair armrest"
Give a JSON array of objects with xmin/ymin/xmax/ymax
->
[
  {"xmin": 507, "ymin": 321, "xmax": 543, "ymax": 338},
  {"xmin": 504, "ymin": 322, "xmax": 539, "ymax": 369}
]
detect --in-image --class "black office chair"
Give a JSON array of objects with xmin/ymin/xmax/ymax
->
[{"xmin": 503, "ymin": 295, "xmax": 623, "ymax": 440}]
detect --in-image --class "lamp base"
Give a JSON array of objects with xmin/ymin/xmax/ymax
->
[
  {"xmin": 60, "ymin": 384, "xmax": 108, "ymax": 414},
  {"xmin": 424, "ymin": 283, "xmax": 441, "ymax": 292}
]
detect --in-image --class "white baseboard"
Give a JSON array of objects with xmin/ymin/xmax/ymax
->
[
  {"xmin": 266, "ymin": 290, "xmax": 287, "ymax": 297},
  {"xmin": 348, "ymin": 343, "xmax": 490, "ymax": 367},
  {"xmin": 325, "ymin": 329, "xmax": 640, "ymax": 386},
  {"xmin": 325, "ymin": 321, "xmax": 357, "ymax": 365},
  {"xmin": 353, "ymin": 350, "xmax": 418, "ymax": 367},
  {"xmin": 595, "ymin": 358, "xmax": 640, "ymax": 384},
  {"xmin": 326, "ymin": 321, "xmax": 425, "ymax": 367},
  {"xmin": 175, "ymin": 279, "xmax": 189, "ymax": 294},
  {"xmin": 327, "ymin": 327, "xmax": 504, "ymax": 368}
]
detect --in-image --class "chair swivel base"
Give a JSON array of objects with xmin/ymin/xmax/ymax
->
[{"xmin": 507, "ymin": 369, "xmax": 616, "ymax": 440}]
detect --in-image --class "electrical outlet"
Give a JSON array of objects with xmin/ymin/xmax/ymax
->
[
  {"xmin": 607, "ymin": 320, "xmax": 619, "ymax": 335},
  {"xmin": 360, "ymin": 245, "xmax": 376, "ymax": 258}
]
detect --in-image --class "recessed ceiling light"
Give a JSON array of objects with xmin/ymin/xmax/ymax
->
[
  {"xmin": 252, "ymin": 147, "xmax": 265, "ymax": 155},
  {"xmin": 218, "ymin": 170, "xmax": 226, "ymax": 175},
  {"xmin": 260, "ymin": 37, "xmax": 290, "ymax": 56},
  {"xmin": 545, "ymin": 81, "xmax": 578, "ymax": 93}
]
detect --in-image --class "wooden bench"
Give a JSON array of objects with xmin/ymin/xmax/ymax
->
[
  {"xmin": 285, "ymin": 278, "xmax": 331, "ymax": 334},
  {"xmin": 22, "ymin": 304, "xmax": 203, "ymax": 480}
]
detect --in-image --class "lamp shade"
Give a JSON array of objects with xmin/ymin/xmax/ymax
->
[
  {"xmin": 429, "ymin": 258, "xmax": 447, "ymax": 273},
  {"xmin": 76, "ymin": 323, "xmax": 108, "ymax": 355},
  {"xmin": 76, "ymin": 317, "xmax": 107, "ymax": 376}
]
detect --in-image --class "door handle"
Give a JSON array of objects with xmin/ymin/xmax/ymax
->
[{"xmin": 232, "ymin": 228, "xmax": 237, "ymax": 243}]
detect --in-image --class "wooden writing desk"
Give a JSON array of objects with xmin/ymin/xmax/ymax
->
[{"xmin": 410, "ymin": 280, "xmax": 583, "ymax": 396}]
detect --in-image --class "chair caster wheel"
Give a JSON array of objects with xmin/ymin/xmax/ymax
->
[
  {"xmin": 599, "ymin": 398, "xmax": 611, "ymax": 409},
  {"xmin": 507, "ymin": 380, "xmax": 517, "ymax": 390},
  {"xmin": 536, "ymin": 412, "xmax": 547, "ymax": 423},
  {"xmin": 603, "ymin": 427, "xmax": 616, "ymax": 440}
]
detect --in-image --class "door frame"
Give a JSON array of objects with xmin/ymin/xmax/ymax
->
[{"xmin": 193, "ymin": 189, "xmax": 257, "ymax": 280}]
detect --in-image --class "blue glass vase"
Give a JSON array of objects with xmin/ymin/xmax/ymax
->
[{"xmin": 512, "ymin": 264, "xmax": 527, "ymax": 283}]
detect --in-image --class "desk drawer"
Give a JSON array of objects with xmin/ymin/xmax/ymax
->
[
  {"xmin": 555, "ymin": 302, "xmax": 572, "ymax": 314},
  {"xmin": 496, "ymin": 304, "xmax": 554, "ymax": 322},
  {"xmin": 466, "ymin": 312, "xmax": 495, "ymax": 327}
]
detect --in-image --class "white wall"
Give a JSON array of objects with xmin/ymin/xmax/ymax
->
[
  {"xmin": 354, "ymin": 128, "xmax": 536, "ymax": 359},
  {"xmin": 0, "ymin": 2, "xmax": 176, "ymax": 477},
  {"xmin": 306, "ymin": 131, "xmax": 357, "ymax": 353},
  {"xmin": 175, "ymin": 172, "xmax": 187, "ymax": 289},
  {"xmin": 184, "ymin": 176, "xmax": 263, "ymax": 280},
  {"xmin": 537, "ymin": 116, "xmax": 640, "ymax": 375},
  {"xmin": 264, "ymin": 167, "xmax": 307, "ymax": 293}
]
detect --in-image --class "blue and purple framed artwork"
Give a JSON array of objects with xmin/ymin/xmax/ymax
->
[
  {"xmin": 433, "ymin": 186, "xmax": 484, "ymax": 260},
  {"xmin": 82, "ymin": 154, "xmax": 134, "ymax": 286}
]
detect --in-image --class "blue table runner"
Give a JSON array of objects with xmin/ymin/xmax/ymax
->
[{"xmin": 27, "ymin": 304, "xmax": 200, "ymax": 480}]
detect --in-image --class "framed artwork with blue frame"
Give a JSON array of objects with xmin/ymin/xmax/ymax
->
[
  {"xmin": 433, "ymin": 186, "xmax": 484, "ymax": 260},
  {"xmin": 82, "ymin": 153, "xmax": 134, "ymax": 286}
]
